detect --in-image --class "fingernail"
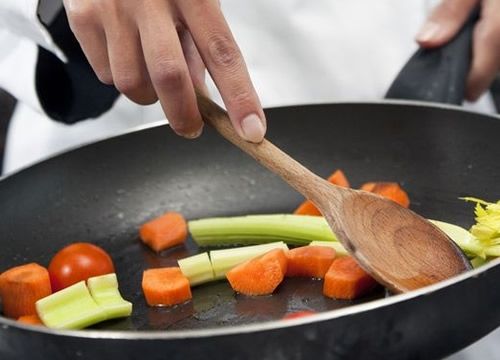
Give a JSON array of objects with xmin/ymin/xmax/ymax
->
[
  {"xmin": 416, "ymin": 21, "xmax": 441, "ymax": 42},
  {"xmin": 241, "ymin": 114, "xmax": 265, "ymax": 143},
  {"xmin": 183, "ymin": 124, "xmax": 204, "ymax": 139}
]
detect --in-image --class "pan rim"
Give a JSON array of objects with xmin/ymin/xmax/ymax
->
[
  {"xmin": 2, "ymin": 256, "xmax": 499, "ymax": 339},
  {"xmin": 1, "ymin": 99, "xmax": 499, "ymax": 339},
  {"xmin": 1, "ymin": 99, "xmax": 498, "ymax": 183}
]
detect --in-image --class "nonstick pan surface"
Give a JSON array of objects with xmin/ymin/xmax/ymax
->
[{"xmin": 1, "ymin": 102, "xmax": 499, "ymax": 359}]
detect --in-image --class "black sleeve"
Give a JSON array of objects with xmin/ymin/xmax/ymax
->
[{"xmin": 35, "ymin": 10, "xmax": 119, "ymax": 124}]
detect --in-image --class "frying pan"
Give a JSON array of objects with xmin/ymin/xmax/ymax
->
[
  {"xmin": 1, "ymin": 9, "xmax": 500, "ymax": 360},
  {"xmin": 1, "ymin": 101, "xmax": 500, "ymax": 359}
]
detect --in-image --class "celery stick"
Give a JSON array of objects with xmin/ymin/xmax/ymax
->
[
  {"xmin": 36, "ymin": 281, "xmax": 107, "ymax": 330},
  {"xmin": 210, "ymin": 242, "xmax": 289, "ymax": 279},
  {"xmin": 470, "ymin": 256, "xmax": 487, "ymax": 268},
  {"xmin": 87, "ymin": 274, "xmax": 132, "ymax": 319},
  {"xmin": 429, "ymin": 220, "xmax": 483, "ymax": 258},
  {"xmin": 178, "ymin": 252, "xmax": 215, "ymax": 286},
  {"xmin": 189, "ymin": 215, "xmax": 337, "ymax": 247},
  {"xmin": 309, "ymin": 241, "xmax": 349, "ymax": 257}
]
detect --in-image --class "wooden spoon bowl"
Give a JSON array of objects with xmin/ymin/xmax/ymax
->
[{"xmin": 196, "ymin": 94, "xmax": 472, "ymax": 293}]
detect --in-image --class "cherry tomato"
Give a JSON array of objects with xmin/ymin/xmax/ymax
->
[
  {"xmin": 282, "ymin": 311, "xmax": 317, "ymax": 320},
  {"xmin": 48, "ymin": 243, "xmax": 115, "ymax": 291}
]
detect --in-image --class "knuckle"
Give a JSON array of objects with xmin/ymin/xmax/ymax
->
[
  {"xmin": 150, "ymin": 58, "xmax": 186, "ymax": 89},
  {"xmin": 206, "ymin": 33, "xmax": 242, "ymax": 68},
  {"xmin": 113, "ymin": 73, "xmax": 146, "ymax": 94},
  {"xmin": 96, "ymin": 70, "xmax": 114, "ymax": 85},
  {"xmin": 228, "ymin": 86, "xmax": 253, "ymax": 106},
  {"xmin": 66, "ymin": 6, "xmax": 93, "ymax": 31}
]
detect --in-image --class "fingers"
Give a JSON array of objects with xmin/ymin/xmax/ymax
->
[
  {"xmin": 180, "ymin": 29, "xmax": 208, "ymax": 95},
  {"xmin": 465, "ymin": 0, "xmax": 500, "ymax": 101},
  {"xmin": 416, "ymin": 0, "xmax": 479, "ymax": 48},
  {"xmin": 138, "ymin": 2, "xmax": 203, "ymax": 138},
  {"xmin": 178, "ymin": 0, "xmax": 266, "ymax": 143},
  {"xmin": 63, "ymin": 0, "xmax": 112, "ymax": 84},
  {"xmin": 104, "ymin": 11, "xmax": 158, "ymax": 105}
]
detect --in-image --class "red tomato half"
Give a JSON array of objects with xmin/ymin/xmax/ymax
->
[{"xmin": 48, "ymin": 243, "xmax": 115, "ymax": 292}]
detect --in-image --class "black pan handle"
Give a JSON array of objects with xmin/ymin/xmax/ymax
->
[{"xmin": 386, "ymin": 9, "xmax": 479, "ymax": 105}]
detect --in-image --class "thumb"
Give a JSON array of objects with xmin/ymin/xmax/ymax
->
[{"xmin": 416, "ymin": 0, "xmax": 479, "ymax": 48}]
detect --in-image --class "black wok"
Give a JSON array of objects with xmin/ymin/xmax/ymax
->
[{"xmin": 1, "ymin": 101, "xmax": 500, "ymax": 359}]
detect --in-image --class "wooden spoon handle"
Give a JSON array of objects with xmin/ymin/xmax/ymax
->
[{"xmin": 196, "ymin": 93, "xmax": 328, "ymax": 200}]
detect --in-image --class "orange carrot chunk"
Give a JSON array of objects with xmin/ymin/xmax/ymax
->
[
  {"xmin": 0, "ymin": 263, "xmax": 52, "ymax": 318},
  {"xmin": 226, "ymin": 249, "xmax": 287, "ymax": 296},
  {"xmin": 140, "ymin": 212, "xmax": 188, "ymax": 252},
  {"xmin": 326, "ymin": 169, "xmax": 350, "ymax": 188},
  {"xmin": 282, "ymin": 311, "xmax": 317, "ymax": 320},
  {"xmin": 18, "ymin": 314, "xmax": 44, "ymax": 326},
  {"xmin": 286, "ymin": 246, "xmax": 336, "ymax": 278},
  {"xmin": 142, "ymin": 267, "xmax": 192, "ymax": 307},
  {"xmin": 360, "ymin": 182, "xmax": 410, "ymax": 208},
  {"xmin": 323, "ymin": 257, "xmax": 379, "ymax": 300},
  {"xmin": 294, "ymin": 170, "xmax": 350, "ymax": 216},
  {"xmin": 293, "ymin": 201, "xmax": 322, "ymax": 216}
]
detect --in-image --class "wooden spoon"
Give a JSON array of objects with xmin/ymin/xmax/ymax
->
[{"xmin": 196, "ymin": 94, "xmax": 472, "ymax": 293}]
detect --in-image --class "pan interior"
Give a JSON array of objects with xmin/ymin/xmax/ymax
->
[{"xmin": 0, "ymin": 102, "xmax": 498, "ymax": 331}]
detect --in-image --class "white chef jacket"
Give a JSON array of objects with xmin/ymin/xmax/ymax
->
[{"xmin": 0, "ymin": 1, "xmax": 499, "ymax": 358}]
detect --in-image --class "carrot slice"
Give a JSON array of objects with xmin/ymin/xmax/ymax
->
[
  {"xmin": 293, "ymin": 201, "xmax": 322, "ymax": 216},
  {"xmin": 360, "ymin": 182, "xmax": 410, "ymax": 208},
  {"xmin": 326, "ymin": 169, "xmax": 350, "ymax": 188},
  {"xmin": 142, "ymin": 267, "xmax": 192, "ymax": 307},
  {"xmin": 0, "ymin": 263, "xmax": 52, "ymax": 318},
  {"xmin": 286, "ymin": 246, "xmax": 336, "ymax": 278},
  {"xmin": 140, "ymin": 212, "xmax": 188, "ymax": 252},
  {"xmin": 226, "ymin": 249, "xmax": 287, "ymax": 296},
  {"xmin": 323, "ymin": 257, "xmax": 378, "ymax": 300},
  {"xmin": 282, "ymin": 311, "xmax": 316, "ymax": 320},
  {"xmin": 294, "ymin": 170, "xmax": 350, "ymax": 216},
  {"xmin": 17, "ymin": 314, "xmax": 43, "ymax": 326}
]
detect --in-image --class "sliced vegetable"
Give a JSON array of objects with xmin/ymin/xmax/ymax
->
[
  {"xmin": 87, "ymin": 274, "xmax": 132, "ymax": 319},
  {"xmin": 282, "ymin": 311, "xmax": 317, "ymax": 320},
  {"xmin": 48, "ymin": 242, "xmax": 114, "ymax": 292},
  {"xmin": 294, "ymin": 170, "xmax": 350, "ymax": 216},
  {"xmin": 309, "ymin": 241, "xmax": 349, "ymax": 257},
  {"xmin": 323, "ymin": 257, "xmax": 379, "ymax": 300},
  {"xmin": 140, "ymin": 211, "xmax": 188, "ymax": 252},
  {"xmin": 360, "ymin": 182, "xmax": 410, "ymax": 208},
  {"xmin": 471, "ymin": 257, "xmax": 487, "ymax": 268},
  {"xmin": 429, "ymin": 220, "xmax": 483, "ymax": 258},
  {"xmin": 286, "ymin": 246, "xmax": 336, "ymax": 278},
  {"xmin": 142, "ymin": 267, "xmax": 192, "ymax": 307},
  {"xmin": 463, "ymin": 197, "xmax": 500, "ymax": 257},
  {"xmin": 210, "ymin": 242, "xmax": 289, "ymax": 279},
  {"xmin": 178, "ymin": 252, "xmax": 215, "ymax": 286},
  {"xmin": 293, "ymin": 201, "xmax": 322, "ymax": 216},
  {"xmin": 0, "ymin": 263, "xmax": 52, "ymax": 318},
  {"xmin": 226, "ymin": 249, "xmax": 287, "ymax": 296},
  {"xmin": 17, "ymin": 314, "xmax": 43, "ymax": 326},
  {"xmin": 36, "ymin": 281, "xmax": 107, "ymax": 330},
  {"xmin": 189, "ymin": 215, "xmax": 337, "ymax": 247}
]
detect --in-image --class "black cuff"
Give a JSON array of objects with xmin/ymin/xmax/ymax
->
[{"xmin": 35, "ymin": 9, "xmax": 119, "ymax": 124}]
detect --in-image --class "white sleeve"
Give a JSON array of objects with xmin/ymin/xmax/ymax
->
[{"xmin": 0, "ymin": 0, "xmax": 65, "ymax": 61}]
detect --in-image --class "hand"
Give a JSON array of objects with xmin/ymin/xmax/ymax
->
[
  {"xmin": 62, "ymin": 0, "xmax": 266, "ymax": 142},
  {"xmin": 416, "ymin": 0, "xmax": 500, "ymax": 102}
]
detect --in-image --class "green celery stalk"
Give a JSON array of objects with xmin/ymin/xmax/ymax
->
[
  {"xmin": 36, "ymin": 281, "xmax": 107, "ymax": 330},
  {"xmin": 309, "ymin": 241, "xmax": 349, "ymax": 256},
  {"xmin": 178, "ymin": 252, "xmax": 215, "ymax": 286},
  {"xmin": 189, "ymin": 214, "xmax": 337, "ymax": 247},
  {"xmin": 429, "ymin": 220, "xmax": 484, "ymax": 258},
  {"xmin": 470, "ymin": 256, "xmax": 487, "ymax": 268},
  {"xmin": 87, "ymin": 274, "xmax": 132, "ymax": 319},
  {"xmin": 210, "ymin": 242, "xmax": 289, "ymax": 279}
]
